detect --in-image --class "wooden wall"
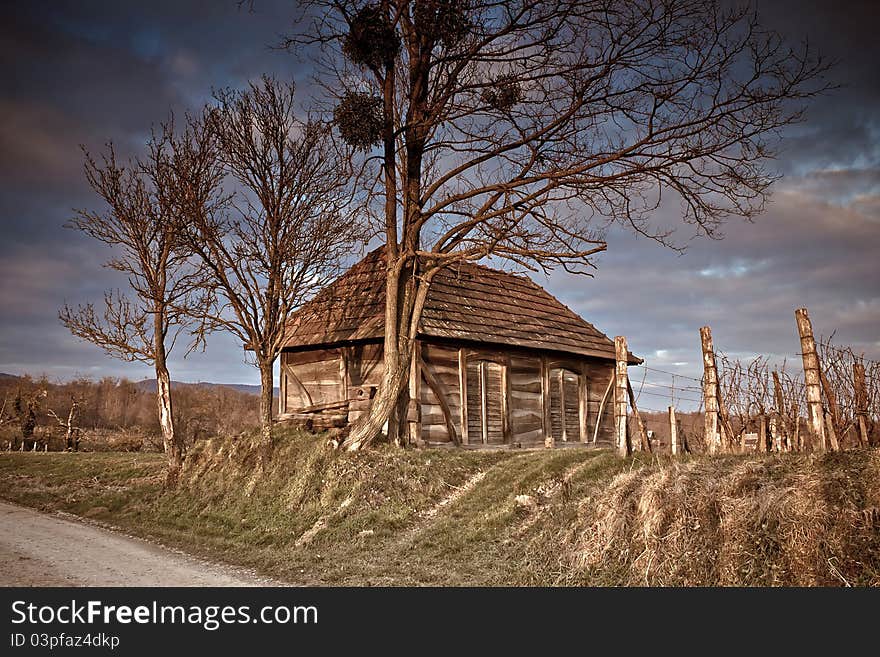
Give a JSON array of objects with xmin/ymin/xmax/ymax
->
[
  {"xmin": 417, "ymin": 343, "xmax": 616, "ymax": 447},
  {"xmin": 280, "ymin": 341, "xmax": 617, "ymax": 447}
]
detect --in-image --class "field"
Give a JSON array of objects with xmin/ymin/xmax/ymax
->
[{"xmin": 1, "ymin": 428, "xmax": 878, "ymax": 586}]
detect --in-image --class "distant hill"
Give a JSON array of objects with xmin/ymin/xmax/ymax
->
[
  {"xmin": 0, "ymin": 372, "xmax": 276, "ymax": 398},
  {"xmin": 134, "ymin": 379, "xmax": 278, "ymax": 398}
]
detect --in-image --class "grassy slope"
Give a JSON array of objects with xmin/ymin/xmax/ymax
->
[{"xmin": 0, "ymin": 429, "xmax": 877, "ymax": 586}]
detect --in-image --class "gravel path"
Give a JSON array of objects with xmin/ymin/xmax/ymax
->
[{"xmin": 0, "ymin": 501, "xmax": 279, "ymax": 586}]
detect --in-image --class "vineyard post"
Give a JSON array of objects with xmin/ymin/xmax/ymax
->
[
  {"xmin": 700, "ymin": 326, "xmax": 722, "ymax": 454},
  {"xmin": 795, "ymin": 308, "xmax": 827, "ymax": 452},
  {"xmin": 669, "ymin": 405, "xmax": 679, "ymax": 455}
]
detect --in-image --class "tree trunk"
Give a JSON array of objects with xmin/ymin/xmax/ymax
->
[
  {"xmin": 65, "ymin": 400, "xmax": 79, "ymax": 451},
  {"xmin": 342, "ymin": 256, "xmax": 433, "ymax": 451},
  {"xmin": 155, "ymin": 362, "xmax": 183, "ymax": 488},
  {"xmin": 154, "ymin": 318, "xmax": 184, "ymax": 489},
  {"xmin": 342, "ymin": 263, "xmax": 415, "ymax": 450},
  {"xmin": 258, "ymin": 359, "xmax": 275, "ymax": 457}
]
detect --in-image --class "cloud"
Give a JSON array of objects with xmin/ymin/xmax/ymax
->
[{"xmin": 0, "ymin": 0, "xmax": 877, "ymax": 391}]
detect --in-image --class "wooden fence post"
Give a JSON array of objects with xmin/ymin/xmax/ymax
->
[
  {"xmin": 795, "ymin": 308, "xmax": 827, "ymax": 452},
  {"xmin": 669, "ymin": 405, "xmax": 679, "ymax": 455},
  {"xmin": 614, "ymin": 336, "xmax": 630, "ymax": 457},
  {"xmin": 853, "ymin": 361, "xmax": 870, "ymax": 447},
  {"xmin": 700, "ymin": 326, "xmax": 722, "ymax": 454}
]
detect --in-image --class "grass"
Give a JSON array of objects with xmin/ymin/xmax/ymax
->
[{"xmin": 0, "ymin": 429, "xmax": 878, "ymax": 586}]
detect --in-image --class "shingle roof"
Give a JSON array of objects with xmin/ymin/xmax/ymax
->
[{"xmin": 283, "ymin": 248, "xmax": 638, "ymax": 362}]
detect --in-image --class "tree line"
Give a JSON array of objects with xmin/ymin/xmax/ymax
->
[{"xmin": 0, "ymin": 375, "xmax": 261, "ymax": 451}]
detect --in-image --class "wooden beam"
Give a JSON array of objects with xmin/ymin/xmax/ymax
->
[
  {"xmin": 282, "ymin": 365, "xmax": 313, "ymax": 409},
  {"xmin": 558, "ymin": 367, "xmax": 567, "ymax": 442},
  {"xmin": 458, "ymin": 348, "xmax": 469, "ymax": 445},
  {"xmin": 614, "ymin": 336, "xmax": 630, "ymax": 457},
  {"xmin": 479, "ymin": 361, "xmax": 488, "ymax": 444},
  {"xmin": 407, "ymin": 340, "xmax": 422, "ymax": 446},
  {"xmin": 501, "ymin": 358, "xmax": 511, "ymax": 444},
  {"xmin": 592, "ymin": 376, "xmax": 614, "ymax": 445},
  {"xmin": 339, "ymin": 347, "xmax": 350, "ymax": 400},
  {"xmin": 700, "ymin": 326, "xmax": 721, "ymax": 454},
  {"xmin": 795, "ymin": 308, "xmax": 827, "ymax": 452},
  {"xmin": 578, "ymin": 364, "xmax": 589, "ymax": 443},
  {"xmin": 279, "ymin": 353, "xmax": 288, "ymax": 415},
  {"xmin": 419, "ymin": 353, "xmax": 460, "ymax": 445},
  {"xmin": 541, "ymin": 356, "xmax": 553, "ymax": 448}
]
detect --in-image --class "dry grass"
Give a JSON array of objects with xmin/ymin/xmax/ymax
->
[
  {"xmin": 547, "ymin": 451, "xmax": 880, "ymax": 586},
  {"xmin": 0, "ymin": 430, "xmax": 877, "ymax": 586}
]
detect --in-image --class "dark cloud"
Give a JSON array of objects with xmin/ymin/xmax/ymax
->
[{"xmin": 0, "ymin": 1, "xmax": 877, "ymax": 392}]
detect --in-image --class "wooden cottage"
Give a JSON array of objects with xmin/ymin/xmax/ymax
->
[{"xmin": 279, "ymin": 248, "xmax": 639, "ymax": 448}]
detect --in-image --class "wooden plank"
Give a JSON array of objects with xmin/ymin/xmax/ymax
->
[
  {"xmin": 541, "ymin": 356, "xmax": 553, "ymax": 448},
  {"xmin": 289, "ymin": 399, "xmax": 349, "ymax": 414},
  {"xmin": 557, "ymin": 367, "xmax": 567, "ymax": 442},
  {"xmin": 480, "ymin": 361, "xmax": 489, "ymax": 444},
  {"xmin": 285, "ymin": 348, "xmax": 341, "ymax": 367},
  {"xmin": 579, "ymin": 363, "xmax": 589, "ymax": 443},
  {"xmin": 339, "ymin": 347, "xmax": 350, "ymax": 401},
  {"xmin": 419, "ymin": 352, "xmax": 460, "ymax": 445},
  {"xmin": 501, "ymin": 358, "xmax": 511, "ymax": 444},
  {"xmin": 282, "ymin": 365, "xmax": 314, "ymax": 409},
  {"xmin": 279, "ymin": 353, "xmax": 288, "ymax": 415},
  {"xmin": 458, "ymin": 348, "xmax": 469, "ymax": 445},
  {"xmin": 408, "ymin": 340, "xmax": 422, "ymax": 446},
  {"xmin": 591, "ymin": 376, "xmax": 613, "ymax": 445}
]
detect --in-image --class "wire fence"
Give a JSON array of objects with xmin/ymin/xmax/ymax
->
[{"xmin": 620, "ymin": 320, "xmax": 878, "ymax": 455}]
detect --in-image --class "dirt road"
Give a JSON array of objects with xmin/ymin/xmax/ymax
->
[{"xmin": 0, "ymin": 501, "xmax": 278, "ymax": 586}]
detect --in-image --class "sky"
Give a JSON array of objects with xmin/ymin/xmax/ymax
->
[{"xmin": 1, "ymin": 0, "xmax": 878, "ymax": 403}]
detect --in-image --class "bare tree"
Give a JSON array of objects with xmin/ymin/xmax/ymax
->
[
  {"xmin": 60, "ymin": 120, "xmax": 213, "ymax": 487},
  {"xmin": 283, "ymin": 0, "xmax": 831, "ymax": 450},
  {"xmin": 48, "ymin": 396, "xmax": 82, "ymax": 452},
  {"xmin": 183, "ymin": 77, "xmax": 364, "ymax": 456}
]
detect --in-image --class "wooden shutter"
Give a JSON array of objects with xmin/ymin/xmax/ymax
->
[
  {"xmin": 484, "ymin": 362, "xmax": 504, "ymax": 444},
  {"xmin": 549, "ymin": 368, "xmax": 582, "ymax": 442},
  {"xmin": 563, "ymin": 370, "xmax": 580, "ymax": 442},
  {"xmin": 466, "ymin": 359, "xmax": 505, "ymax": 444}
]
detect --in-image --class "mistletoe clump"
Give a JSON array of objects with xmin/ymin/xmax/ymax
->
[
  {"xmin": 482, "ymin": 74, "xmax": 523, "ymax": 112},
  {"xmin": 343, "ymin": 4, "xmax": 401, "ymax": 69},
  {"xmin": 333, "ymin": 91, "xmax": 384, "ymax": 149},
  {"xmin": 413, "ymin": 0, "xmax": 472, "ymax": 47}
]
